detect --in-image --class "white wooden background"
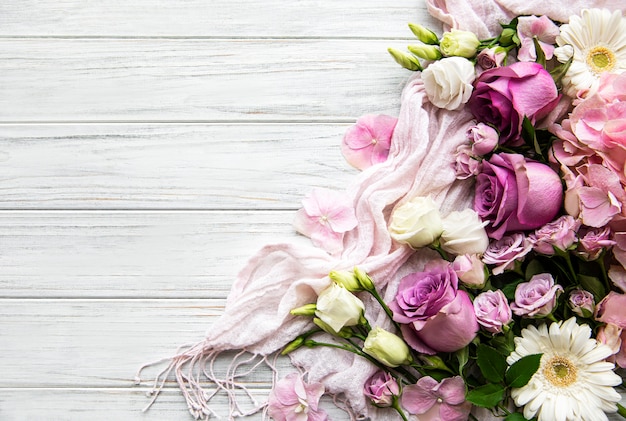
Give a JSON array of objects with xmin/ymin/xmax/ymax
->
[
  {"xmin": 1, "ymin": 2, "xmax": 624, "ymax": 421},
  {"xmin": 0, "ymin": 1, "xmax": 440, "ymax": 420}
]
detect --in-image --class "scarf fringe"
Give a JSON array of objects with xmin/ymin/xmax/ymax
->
[{"xmin": 135, "ymin": 341, "xmax": 277, "ymax": 420}]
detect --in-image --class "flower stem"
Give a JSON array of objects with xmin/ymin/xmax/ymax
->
[
  {"xmin": 392, "ymin": 397, "xmax": 409, "ymax": 421},
  {"xmin": 617, "ymin": 403, "xmax": 626, "ymax": 419},
  {"xmin": 367, "ymin": 288, "xmax": 404, "ymax": 334}
]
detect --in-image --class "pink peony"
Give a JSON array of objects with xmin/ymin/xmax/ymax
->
[
  {"xmin": 516, "ymin": 15, "xmax": 560, "ymax": 62},
  {"xmin": 293, "ymin": 188, "xmax": 357, "ymax": 256},
  {"xmin": 390, "ymin": 261, "xmax": 478, "ymax": 354},
  {"xmin": 469, "ymin": 62, "xmax": 560, "ymax": 146},
  {"xmin": 577, "ymin": 164, "xmax": 626, "ymax": 227},
  {"xmin": 597, "ymin": 323, "xmax": 626, "ymax": 369},
  {"xmin": 267, "ymin": 373, "xmax": 327, "ymax": 421},
  {"xmin": 401, "ymin": 376, "xmax": 471, "ymax": 421},
  {"xmin": 511, "ymin": 273, "xmax": 563, "ymax": 317},
  {"xmin": 596, "ymin": 291, "xmax": 626, "ymax": 329},
  {"xmin": 474, "ymin": 153, "xmax": 563, "ymax": 239},
  {"xmin": 341, "ymin": 114, "xmax": 397, "ymax": 170}
]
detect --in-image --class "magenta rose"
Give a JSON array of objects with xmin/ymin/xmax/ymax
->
[
  {"xmin": 363, "ymin": 371, "xmax": 399, "ymax": 407},
  {"xmin": 469, "ymin": 61, "xmax": 560, "ymax": 146},
  {"xmin": 474, "ymin": 153, "xmax": 563, "ymax": 239},
  {"xmin": 390, "ymin": 262, "xmax": 478, "ymax": 354},
  {"xmin": 511, "ymin": 273, "xmax": 563, "ymax": 317}
]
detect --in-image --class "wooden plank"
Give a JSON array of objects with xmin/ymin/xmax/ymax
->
[
  {"xmin": 0, "ymin": 0, "xmax": 439, "ymax": 38},
  {"xmin": 0, "ymin": 39, "xmax": 410, "ymax": 122},
  {"xmin": 0, "ymin": 388, "xmax": 350, "ymax": 420},
  {"xmin": 0, "ymin": 124, "xmax": 356, "ymax": 210},
  {"xmin": 0, "ymin": 211, "xmax": 316, "ymax": 298}
]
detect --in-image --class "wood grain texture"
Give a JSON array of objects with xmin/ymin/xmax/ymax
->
[
  {"xmin": 0, "ymin": 39, "xmax": 410, "ymax": 122},
  {"xmin": 0, "ymin": 211, "xmax": 308, "ymax": 298},
  {"xmin": 0, "ymin": 0, "xmax": 439, "ymax": 38},
  {"xmin": 0, "ymin": 124, "xmax": 356, "ymax": 210}
]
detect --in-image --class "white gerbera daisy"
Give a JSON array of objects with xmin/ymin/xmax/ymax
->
[
  {"xmin": 555, "ymin": 8, "xmax": 626, "ymax": 97},
  {"xmin": 507, "ymin": 318, "xmax": 621, "ymax": 421}
]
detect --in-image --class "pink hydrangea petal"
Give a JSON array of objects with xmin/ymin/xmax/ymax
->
[
  {"xmin": 293, "ymin": 208, "xmax": 319, "ymax": 237},
  {"xmin": 341, "ymin": 114, "xmax": 396, "ymax": 170},
  {"xmin": 439, "ymin": 401, "xmax": 472, "ymax": 421},
  {"xmin": 325, "ymin": 206, "xmax": 357, "ymax": 233},
  {"xmin": 401, "ymin": 382, "xmax": 438, "ymax": 414},
  {"xmin": 309, "ymin": 226, "xmax": 344, "ymax": 254},
  {"xmin": 437, "ymin": 376, "xmax": 467, "ymax": 405},
  {"xmin": 369, "ymin": 114, "xmax": 398, "ymax": 145},
  {"xmin": 343, "ymin": 124, "xmax": 376, "ymax": 149}
]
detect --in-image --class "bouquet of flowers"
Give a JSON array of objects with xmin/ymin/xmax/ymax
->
[
  {"xmin": 137, "ymin": 3, "xmax": 626, "ymax": 421},
  {"xmin": 273, "ymin": 7, "xmax": 626, "ymax": 421}
]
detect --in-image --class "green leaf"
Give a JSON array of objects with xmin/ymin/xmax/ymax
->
[
  {"xmin": 506, "ymin": 354, "xmax": 542, "ymax": 388},
  {"xmin": 522, "ymin": 116, "xmax": 541, "ymax": 158},
  {"xmin": 524, "ymin": 259, "xmax": 546, "ymax": 281},
  {"xmin": 579, "ymin": 274, "xmax": 606, "ymax": 301},
  {"xmin": 466, "ymin": 383, "xmax": 505, "ymax": 408},
  {"xmin": 550, "ymin": 56, "xmax": 573, "ymax": 87},
  {"xmin": 502, "ymin": 278, "xmax": 525, "ymax": 301},
  {"xmin": 455, "ymin": 346, "xmax": 469, "ymax": 376},
  {"xmin": 505, "ymin": 413, "xmax": 533, "ymax": 421},
  {"xmin": 532, "ymin": 37, "xmax": 546, "ymax": 68},
  {"xmin": 476, "ymin": 344, "xmax": 507, "ymax": 383}
]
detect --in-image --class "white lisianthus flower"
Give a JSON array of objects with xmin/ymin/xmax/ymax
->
[
  {"xmin": 314, "ymin": 283, "xmax": 365, "ymax": 334},
  {"xmin": 363, "ymin": 328, "xmax": 412, "ymax": 367},
  {"xmin": 422, "ymin": 57, "xmax": 475, "ymax": 110},
  {"xmin": 440, "ymin": 209, "xmax": 489, "ymax": 255},
  {"xmin": 507, "ymin": 318, "xmax": 622, "ymax": 421},
  {"xmin": 389, "ymin": 196, "xmax": 443, "ymax": 248}
]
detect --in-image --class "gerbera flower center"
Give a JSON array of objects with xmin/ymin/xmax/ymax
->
[
  {"xmin": 586, "ymin": 46, "xmax": 616, "ymax": 73},
  {"xmin": 543, "ymin": 356, "xmax": 577, "ymax": 387}
]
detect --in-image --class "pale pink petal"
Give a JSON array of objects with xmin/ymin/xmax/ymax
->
[
  {"xmin": 341, "ymin": 114, "xmax": 397, "ymax": 170},
  {"xmin": 325, "ymin": 206, "xmax": 357, "ymax": 233},
  {"xmin": 293, "ymin": 208, "xmax": 319, "ymax": 237},
  {"xmin": 437, "ymin": 376, "xmax": 467, "ymax": 405},
  {"xmin": 343, "ymin": 124, "xmax": 376, "ymax": 149},
  {"xmin": 439, "ymin": 401, "xmax": 472, "ymax": 421},
  {"xmin": 579, "ymin": 187, "xmax": 621, "ymax": 227},
  {"xmin": 401, "ymin": 382, "xmax": 438, "ymax": 414}
]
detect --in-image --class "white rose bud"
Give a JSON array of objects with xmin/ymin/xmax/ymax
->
[
  {"xmin": 422, "ymin": 57, "xmax": 475, "ymax": 110},
  {"xmin": 440, "ymin": 29, "xmax": 480, "ymax": 58},
  {"xmin": 363, "ymin": 328, "xmax": 412, "ymax": 367},
  {"xmin": 440, "ymin": 209, "xmax": 489, "ymax": 255},
  {"xmin": 389, "ymin": 196, "xmax": 443, "ymax": 249},
  {"xmin": 315, "ymin": 283, "xmax": 365, "ymax": 333}
]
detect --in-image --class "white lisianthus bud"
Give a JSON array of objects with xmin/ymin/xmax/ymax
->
[
  {"xmin": 440, "ymin": 209, "xmax": 489, "ymax": 255},
  {"xmin": 408, "ymin": 23, "xmax": 440, "ymax": 45},
  {"xmin": 329, "ymin": 270, "xmax": 361, "ymax": 292},
  {"xmin": 408, "ymin": 44, "xmax": 442, "ymax": 61},
  {"xmin": 315, "ymin": 283, "xmax": 365, "ymax": 333},
  {"xmin": 389, "ymin": 196, "xmax": 443, "ymax": 248},
  {"xmin": 422, "ymin": 57, "xmax": 475, "ymax": 110},
  {"xmin": 440, "ymin": 29, "xmax": 480, "ymax": 58},
  {"xmin": 363, "ymin": 328, "xmax": 412, "ymax": 367}
]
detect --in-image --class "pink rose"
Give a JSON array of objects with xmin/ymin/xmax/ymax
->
[
  {"xmin": 474, "ymin": 289, "xmax": 512, "ymax": 334},
  {"xmin": 568, "ymin": 289, "xmax": 595, "ymax": 318},
  {"xmin": 578, "ymin": 226, "xmax": 615, "ymax": 261},
  {"xmin": 401, "ymin": 376, "xmax": 471, "ymax": 421},
  {"xmin": 453, "ymin": 143, "xmax": 480, "ymax": 180},
  {"xmin": 267, "ymin": 373, "xmax": 327, "ymax": 421},
  {"xmin": 596, "ymin": 292, "xmax": 626, "ymax": 329},
  {"xmin": 511, "ymin": 273, "xmax": 563, "ymax": 317},
  {"xmin": 516, "ymin": 15, "xmax": 559, "ymax": 62},
  {"xmin": 341, "ymin": 114, "xmax": 398, "ymax": 170},
  {"xmin": 468, "ymin": 122, "xmax": 499, "ymax": 156},
  {"xmin": 482, "ymin": 233, "xmax": 532, "ymax": 275},
  {"xmin": 469, "ymin": 62, "xmax": 560, "ymax": 146},
  {"xmin": 529, "ymin": 215, "xmax": 581, "ymax": 255},
  {"xmin": 476, "ymin": 47, "xmax": 506, "ymax": 72},
  {"xmin": 363, "ymin": 371, "xmax": 399, "ymax": 407},
  {"xmin": 474, "ymin": 153, "xmax": 563, "ymax": 239},
  {"xmin": 390, "ymin": 261, "xmax": 478, "ymax": 354}
]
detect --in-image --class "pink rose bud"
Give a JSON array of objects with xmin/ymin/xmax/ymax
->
[
  {"xmin": 568, "ymin": 289, "xmax": 595, "ymax": 318},
  {"xmin": 511, "ymin": 273, "xmax": 563, "ymax": 317},
  {"xmin": 468, "ymin": 123, "xmax": 499, "ymax": 156},
  {"xmin": 453, "ymin": 143, "xmax": 480, "ymax": 180},
  {"xmin": 482, "ymin": 233, "xmax": 533, "ymax": 275},
  {"xmin": 363, "ymin": 371, "xmax": 400, "ymax": 407},
  {"xmin": 596, "ymin": 292, "xmax": 626, "ymax": 329},
  {"xmin": 476, "ymin": 46, "xmax": 507, "ymax": 71},
  {"xmin": 529, "ymin": 215, "xmax": 581, "ymax": 255},
  {"xmin": 474, "ymin": 289, "xmax": 512, "ymax": 334},
  {"xmin": 453, "ymin": 254, "xmax": 487, "ymax": 288}
]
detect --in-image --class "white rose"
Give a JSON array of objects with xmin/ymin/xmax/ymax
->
[
  {"xmin": 422, "ymin": 57, "xmax": 475, "ymax": 110},
  {"xmin": 389, "ymin": 196, "xmax": 443, "ymax": 249},
  {"xmin": 315, "ymin": 283, "xmax": 365, "ymax": 333},
  {"xmin": 440, "ymin": 209, "xmax": 489, "ymax": 255},
  {"xmin": 452, "ymin": 254, "xmax": 487, "ymax": 288}
]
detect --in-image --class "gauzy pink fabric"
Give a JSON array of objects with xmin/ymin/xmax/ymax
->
[{"xmin": 140, "ymin": 1, "xmax": 624, "ymax": 420}]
